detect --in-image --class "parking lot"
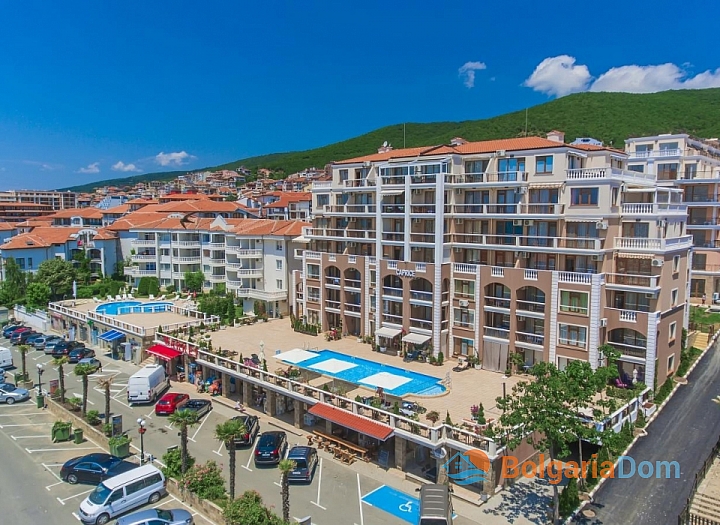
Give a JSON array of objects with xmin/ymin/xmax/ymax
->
[{"xmin": 1, "ymin": 334, "xmax": 478, "ymax": 525}]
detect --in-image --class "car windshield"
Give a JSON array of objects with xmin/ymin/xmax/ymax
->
[
  {"xmin": 158, "ymin": 400, "xmax": 170, "ymax": 405},
  {"xmin": 88, "ymin": 482, "xmax": 112, "ymax": 504},
  {"xmin": 157, "ymin": 509, "xmax": 173, "ymax": 520},
  {"xmin": 1, "ymin": 384, "xmax": 16, "ymax": 392}
]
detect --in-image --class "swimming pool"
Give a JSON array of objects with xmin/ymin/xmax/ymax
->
[
  {"xmin": 95, "ymin": 301, "xmax": 174, "ymax": 316},
  {"xmin": 277, "ymin": 349, "xmax": 446, "ymax": 396}
]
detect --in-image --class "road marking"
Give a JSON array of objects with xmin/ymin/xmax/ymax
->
[
  {"xmin": 45, "ymin": 481, "xmax": 65, "ymax": 490},
  {"xmin": 72, "ymin": 512, "xmax": 81, "ymax": 521},
  {"xmin": 362, "ymin": 485, "xmax": 385, "ymax": 500},
  {"xmin": 72, "ymin": 393, "xmax": 95, "ymax": 405},
  {"xmin": 242, "ymin": 449, "xmax": 253, "ymax": 471},
  {"xmin": 27, "ymin": 446, "xmax": 98, "ymax": 453},
  {"xmin": 357, "ymin": 473, "xmax": 365, "ymax": 525},
  {"xmin": 42, "ymin": 463, "xmax": 64, "ymax": 483},
  {"xmin": 0, "ymin": 410, "xmax": 47, "ymax": 416},
  {"xmin": 57, "ymin": 488, "xmax": 93, "ymax": 505},
  {"xmin": 213, "ymin": 442, "xmax": 224, "ymax": 457},
  {"xmin": 165, "ymin": 423, "xmax": 174, "ymax": 430},
  {"xmin": 188, "ymin": 411, "xmax": 210, "ymax": 442},
  {"xmin": 12, "ymin": 435, "xmax": 47, "ymax": 439},
  {"xmin": 145, "ymin": 409, "xmax": 155, "ymax": 418},
  {"xmin": 0, "ymin": 423, "xmax": 49, "ymax": 428},
  {"xmin": 312, "ymin": 457, "xmax": 327, "ymax": 510},
  {"xmin": 274, "ymin": 481, "xmax": 281, "ymax": 487}
]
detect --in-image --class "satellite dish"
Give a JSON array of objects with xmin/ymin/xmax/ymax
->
[
  {"xmin": 431, "ymin": 447, "xmax": 447, "ymax": 460},
  {"xmin": 382, "ymin": 141, "xmax": 388, "ymax": 147}
]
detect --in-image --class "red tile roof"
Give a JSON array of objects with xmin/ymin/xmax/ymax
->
[
  {"xmin": 48, "ymin": 207, "xmax": 104, "ymax": 219},
  {"xmin": 307, "ymin": 403, "xmax": 394, "ymax": 441}
]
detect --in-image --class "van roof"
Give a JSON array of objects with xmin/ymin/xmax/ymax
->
[
  {"xmin": 419, "ymin": 484, "xmax": 449, "ymax": 517},
  {"xmin": 130, "ymin": 365, "xmax": 164, "ymax": 379},
  {"xmin": 100, "ymin": 464, "xmax": 161, "ymax": 489}
]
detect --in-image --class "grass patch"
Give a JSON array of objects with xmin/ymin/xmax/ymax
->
[{"xmin": 690, "ymin": 306, "xmax": 720, "ymax": 325}]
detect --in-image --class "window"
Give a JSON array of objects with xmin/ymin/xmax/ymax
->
[
  {"xmin": 307, "ymin": 264, "xmax": 320, "ymax": 279},
  {"xmin": 144, "ymin": 473, "xmax": 162, "ymax": 487},
  {"xmin": 16, "ymin": 258, "xmax": 25, "ymax": 269},
  {"xmin": 276, "ymin": 279, "xmax": 283, "ymax": 289},
  {"xmin": 276, "ymin": 241, "xmax": 283, "ymax": 251},
  {"xmin": 636, "ymin": 144, "xmax": 653, "ymax": 154},
  {"xmin": 464, "ymin": 160, "xmax": 488, "ymax": 174},
  {"xmin": 669, "ymin": 321, "xmax": 677, "ymax": 342},
  {"xmin": 671, "ymin": 288, "xmax": 678, "ymax": 306},
  {"xmin": 560, "ymin": 290, "xmax": 589, "ymax": 315},
  {"xmin": 276, "ymin": 260, "xmax": 283, "ymax": 270},
  {"xmin": 126, "ymin": 479, "xmax": 145, "ymax": 495},
  {"xmin": 673, "ymin": 255, "xmax": 680, "ymax": 273},
  {"xmin": 454, "ymin": 279, "xmax": 474, "ymax": 298},
  {"xmin": 628, "ymin": 165, "xmax": 644, "ymax": 173},
  {"xmin": 307, "ymin": 287, "xmax": 320, "ymax": 302},
  {"xmin": 668, "ymin": 354, "xmax": 675, "ymax": 373},
  {"xmin": 558, "ymin": 324, "xmax": 588, "ymax": 349},
  {"xmin": 685, "ymin": 164, "xmax": 697, "ymax": 179},
  {"xmin": 339, "ymin": 169, "xmax": 348, "ymax": 181},
  {"xmin": 535, "ymin": 155, "xmax": 554, "ymax": 173},
  {"xmin": 657, "ymin": 163, "xmax": 678, "ymax": 181},
  {"xmin": 108, "ymin": 489, "xmax": 124, "ymax": 503},
  {"xmin": 453, "ymin": 308, "xmax": 475, "ymax": 329},
  {"xmin": 28, "ymin": 258, "xmax": 33, "ymax": 269},
  {"xmin": 570, "ymin": 188, "xmax": 599, "ymax": 206}
]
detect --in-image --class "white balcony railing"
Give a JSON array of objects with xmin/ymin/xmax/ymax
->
[
  {"xmin": 621, "ymin": 203, "xmax": 687, "ymax": 215},
  {"xmin": 131, "ymin": 254, "xmax": 156, "ymax": 262},
  {"xmin": 566, "ymin": 167, "xmax": 656, "ymax": 184},
  {"xmin": 614, "ymin": 235, "xmax": 693, "ymax": 251},
  {"xmin": 131, "ymin": 238, "xmax": 156, "ymax": 246}
]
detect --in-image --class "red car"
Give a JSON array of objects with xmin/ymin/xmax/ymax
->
[{"xmin": 154, "ymin": 392, "xmax": 190, "ymax": 415}]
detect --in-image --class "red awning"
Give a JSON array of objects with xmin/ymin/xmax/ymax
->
[
  {"xmin": 308, "ymin": 403, "xmax": 394, "ymax": 441},
  {"xmin": 146, "ymin": 344, "xmax": 182, "ymax": 361}
]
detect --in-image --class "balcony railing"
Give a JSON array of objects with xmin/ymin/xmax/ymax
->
[
  {"xmin": 325, "ymin": 300, "xmax": 341, "ymax": 310},
  {"xmin": 175, "ymin": 256, "xmax": 202, "ymax": 263},
  {"xmin": 688, "ymin": 217, "xmax": 720, "ymax": 226},
  {"xmin": 343, "ymin": 178, "xmax": 376, "ymax": 189},
  {"xmin": 610, "ymin": 342, "xmax": 647, "ymax": 359},
  {"xmin": 311, "ymin": 181, "xmax": 332, "ymax": 190},
  {"xmin": 516, "ymin": 332, "xmax": 545, "ymax": 346},
  {"xmin": 484, "ymin": 326, "xmax": 510, "ymax": 339},
  {"xmin": 454, "ymin": 263, "xmax": 478, "ymax": 274},
  {"xmin": 344, "ymin": 278, "xmax": 361, "ymax": 289},
  {"xmin": 208, "ymin": 242, "xmax": 225, "ymax": 249},
  {"xmin": 344, "ymin": 303, "xmax": 361, "ymax": 313},
  {"xmin": 410, "ymin": 290, "xmax": 432, "ymax": 301},
  {"xmin": 446, "ymin": 171, "xmax": 529, "ymax": 184},
  {"xmin": 630, "ymin": 148, "xmax": 683, "ymax": 158},
  {"xmin": 382, "ymin": 286, "xmax": 403, "ymax": 298},
  {"xmin": 621, "ymin": 203, "xmax": 687, "ymax": 215},
  {"xmin": 566, "ymin": 167, "xmax": 656, "ymax": 184},
  {"xmin": 452, "ymin": 233, "xmax": 602, "ymax": 251},
  {"xmin": 124, "ymin": 267, "xmax": 157, "ymax": 277},
  {"xmin": 453, "ymin": 320, "xmax": 475, "ymax": 330},
  {"xmin": 559, "ymin": 305, "xmax": 589, "ymax": 316},
  {"xmin": 321, "ymin": 204, "xmax": 376, "ymax": 214},
  {"xmin": 410, "ymin": 317, "xmax": 433, "ymax": 330},
  {"xmin": 131, "ymin": 238, "xmax": 156, "ymax": 246},
  {"xmin": 131, "ymin": 254, "xmax": 156, "ymax": 262},
  {"xmin": 683, "ymin": 195, "xmax": 719, "ymax": 203},
  {"xmin": 614, "ymin": 236, "xmax": 693, "ymax": 251},
  {"xmin": 605, "ymin": 273, "xmax": 659, "ymax": 288},
  {"xmin": 383, "ymin": 313, "xmax": 403, "ymax": 324},
  {"xmin": 692, "ymin": 264, "xmax": 720, "ymax": 273},
  {"xmin": 484, "ymin": 296, "xmax": 511, "ymax": 308},
  {"xmin": 516, "ymin": 299, "xmax": 545, "ymax": 313},
  {"xmin": 171, "ymin": 240, "xmax": 201, "ymax": 247}
]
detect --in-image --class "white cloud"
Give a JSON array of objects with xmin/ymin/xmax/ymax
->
[
  {"xmin": 526, "ymin": 55, "xmax": 720, "ymax": 96},
  {"xmin": 155, "ymin": 151, "xmax": 196, "ymax": 167},
  {"xmin": 77, "ymin": 162, "xmax": 100, "ymax": 174},
  {"xmin": 458, "ymin": 61, "xmax": 487, "ymax": 88},
  {"xmin": 112, "ymin": 161, "xmax": 141, "ymax": 172},
  {"xmin": 523, "ymin": 55, "xmax": 592, "ymax": 97}
]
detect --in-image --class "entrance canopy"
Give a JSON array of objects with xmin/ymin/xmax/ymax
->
[
  {"xmin": 308, "ymin": 403, "xmax": 394, "ymax": 441},
  {"xmin": 375, "ymin": 326, "xmax": 402, "ymax": 339},
  {"xmin": 402, "ymin": 332, "xmax": 431, "ymax": 345},
  {"xmin": 99, "ymin": 329, "xmax": 125, "ymax": 342},
  {"xmin": 146, "ymin": 344, "xmax": 182, "ymax": 361}
]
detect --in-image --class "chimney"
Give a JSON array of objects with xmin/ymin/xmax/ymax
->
[
  {"xmin": 377, "ymin": 142, "xmax": 393, "ymax": 154},
  {"xmin": 450, "ymin": 137, "xmax": 467, "ymax": 146},
  {"xmin": 547, "ymin": 130, "xmax": 565, "ymax": 143}
]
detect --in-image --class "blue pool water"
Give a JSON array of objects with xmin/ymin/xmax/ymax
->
[
  {"xmin": 282, "ymin": 349, "xmax": 446, "ymax": 396},
  {"xmin": 96, "ymin": 301, "xmax": 173, "ymax": 316}
]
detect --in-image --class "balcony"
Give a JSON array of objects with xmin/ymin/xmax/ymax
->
[
  {"xmin": 344, "ymin": 303, "xmax": 361, "ymax": 313},
  {"xmin": 227, "ymin": 280, "xmax": 241, "ymax": 289},
  {"xmin": 306, "ymin": 228, "xmax": 374, "ymax": 240},
  {"xmin": 311, "ymin": 181, "xmax": 332, "ymax": 191},
  {"xmin": 566, "ymin": 167, "xmax": 656, "ymax": 185},
  {"xmin": 516, "ymin": 331, "xmax": 545, "ymax": 347},
  {"xmin": 209, "ymin": 274, "xmax": 225, "ymax": 282},
  {"xmin": 453, "ymin": 263, "xmax": 478, "ymax": 274},
  {"xmin": 382, "ymin": 286, "xmax": 403, "ymax": 298},
  {"xmin": 175, "ymin": 256, "xmax": 202, "ymax": 263},
  {"xmin": 605, "ymin": 273, "xmax": 659, "ymax": 290},
  {"xmin": 484, "ymin": 326, "xmax": 510, "ymax": 340},
  {"xmin": 614, "ymin": 235, "xmax": 693, "ymax": 251},
  {"xmin": 452, "ymin": 233, "xmax": 602, "ymax": 251},
  {"xmin": 344, "ymin": 278, "xmax": 361, "ymax": 289},
  {"xmin": 234, "ymin": 268, "xmax": 263, "ymax": 278},
  {"xmin": 683, "ymin": 195, "xmax": 720, "ymax": 204},
  {"xmin": 131, "ymin": 254, "xmax": 156, "ymax": 262},
  {"xmin": 325, "ymin": 300, "xmax": 341, "ymax": 311},
  {"xmin": 484, "ymin": 296, "xmax": 511, "ymax": 309},
  {"xmin": 320, "ymin": 204, "xmax": 376, "ymax": 215},
  {"xmin": 343, "ymin": 179, "xmax": 376, "ymax": 189},
  {"xmin": 445, "ymin": 172, "xmax": 529, "ymax": 185},
  {"xmin": 630, "ymin": 148, "xmax": 683, "ymax": 158},
  {"xmin": 692, "ymin": 264, "xmax": 720, "ymax": 274},
  {"xmin": 208, "ymin": 258, "xmax": 225, "ymax": 265},
  {"xmin": 688, "ymin": 217, "xmax": 720, "ymax": 227},
  {"xmin": 611, "ymin": 342, "xmax": 647, "ymax": 359},
  {"xmin": 383, "ymin": 313, "xmax": 403, "ymax": 324},
  {"xmin": 208, "ymin": 242, "xmax": 225, "ymax": 249},
  {"xmin": 124, "ymin": 267, "xmax": 156, "ymax": 277},
  {"xmin": 410, "ymin": 290, "xmax": 433, "ymax": 302},
  {"xmin": 131, "ymin": 238, "xmax": 156, "ymax": 246},
  {"xmin": 517, "ymin": 299, "xmax": 545, "ymax": 314},
  {"xmin": 410, "ymin": 317, "xmax": 433, "ymax": 330},
  {"xmin": 621, "ymin": 203, "xmax": 687, "ymax": 216},
  {"xmin": 171, "ymin": 240, "xmax": 201, "ymax": 248}
]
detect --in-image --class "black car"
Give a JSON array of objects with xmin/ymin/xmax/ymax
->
[
  {"xmin": 68, "ymin": 347, "xmax": 95, "ymax": 363},
  {"xmin": 51, "ymin": 341, "xmax": 85, "ymax": 357},
  {"xmin": 181, "ymin": 399, "xmax": 212, "ymax": 418},
  {"xmin": 2, "ymin": 324, "xmax": 24, "ymax": 338},
  {"xmin": 254, "ymin": 431, "xmax": 288, "ymax": 466},
  {"xmin": 286, "ymin": 446, "xmax": 318, "ymax": 483},
  {"xmin": 228, "ymin": 414, "xmax": 259, "ymax": 447},
  {"xmin": 60, "ymin": 453, "xmax": 138, "ymax": 485}
]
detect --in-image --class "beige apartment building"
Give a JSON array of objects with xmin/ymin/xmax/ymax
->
[
  {"xmin": 625, "ymin": 134, "xmax": 720, "ymax": 302},
  {"xmin": 292, "ymin": 132, "xmax": 692, "ymax": 387}
]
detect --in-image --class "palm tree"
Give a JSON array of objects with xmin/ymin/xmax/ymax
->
[
  {"xmin": 18, "ymin": 345, "xmax": 31, "ymax": 382},
  {"xmin": 214, "ymin": 418, "xmax": 246, "ymax": 499},
  {"xmin": 96, "ymin": 375, "xmax": 114, "ymax": 425},
  {"xmin": 73, "ymin": 363, "xmax": 94, "ymax": 417},
  {"xmin": 168, "ymin": 409, "xmax": 200, "ymax": 475},
  {"xmin": 278, "ymin": 458, "xmax": 296, "ymax": 523},
  {"xmin": 51, "ymin": 356, "xmax": 69, "ymax": 403}
]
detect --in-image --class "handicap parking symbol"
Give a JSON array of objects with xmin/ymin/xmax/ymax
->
[
  {"xmin": 399, "ymin": 500, "xmax": 413, "ymax": 513},
  {"xmin": 362, "ymin": 485, "xmax": 419, "ymax": 524}
]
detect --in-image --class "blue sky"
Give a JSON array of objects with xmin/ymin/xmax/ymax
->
[{"xmin": 1, "ymin": 0, "xmax": 719, "ymax": 190}]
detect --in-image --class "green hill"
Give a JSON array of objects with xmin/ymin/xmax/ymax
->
[{"xmin": 61, "ymin": 88, "xmax": 720, "ymax": 193}]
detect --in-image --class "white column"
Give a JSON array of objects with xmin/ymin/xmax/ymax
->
[
  {"xmin": 548, "ymin": 271, "xmax": 559, "ymax": 365},
  {"xmin": 588, "ymin": 274, "xmax": 603, "ymax": 369},
  {"xmin": 363, "ymin": 256, "xmax": 371, "ymax": 337},
  {"xmin": 684, "ymin": 251, "xmax": 692, "ymax": 330},
  {"xmin": 474, "ymin": 266, "xmax": 482, "ymax": 357},
  {"xmin": 645, "ymin": 311, "xmax": 659, "ymax": 388},
  {"xmin": 432, "ymin": 168, "xmax": 446, "ymax": 357}
]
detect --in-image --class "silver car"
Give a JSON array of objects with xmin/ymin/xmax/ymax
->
[
  {"xmin": 35, "ymin": 335, "xmax": 61, "ymax": 350},
  {"xmin": 43, "ymin": 337, "xmax": 64, "ymax": 354},
  {"xmin": 0, "ymin": 383, "xmax": 30, "ymax": 404},
  {"xmin": 115, "ymin": 508, "xmax": 193, "ymax": 525}
]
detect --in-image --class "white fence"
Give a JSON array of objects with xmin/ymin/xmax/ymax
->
[{"xmin": 13, "ymin": 305, "xmax": 50, "ymax": 333}]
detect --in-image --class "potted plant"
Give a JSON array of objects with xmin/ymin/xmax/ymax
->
[
  {"xmin": 436, "ymin": 352, "xmax": 444, "ymax": 366},
  {"xmin": 102, "ymin": 423, "xmax": 113, "ymax": 437},
  {"xmin": 67, "ymin": 397, "xmax": 82, "ymax": 412},
  {"xmin": 52, "ymin": 420, "xmax": 73, "ymax": 443},
  {"xmin": 86, "ymin": 410, "xmax": 101, "ymax": 426},
  {"xmin": 426, "ymin": 410, "xmax": 440, "ymax": 424},
  {"xmin": 108, "ymin": 434, "xmax": 132, "ymax": 458}
]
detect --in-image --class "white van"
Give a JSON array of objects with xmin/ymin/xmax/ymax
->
[
  {"xmin": 0, "ymin": 346, "xmax": 13, "ymax": 370},
  {"xmin": 127, "ymin": 365, "xmax": 168, "ymax": 405},
  {"xmin": 78, "ymin": 464, "xmax": 166, "ymax": 525}
]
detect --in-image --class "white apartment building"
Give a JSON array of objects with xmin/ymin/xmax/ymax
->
[{"xmin": 292, "ymin": 132, "xmax": 692, "ymax": 386}]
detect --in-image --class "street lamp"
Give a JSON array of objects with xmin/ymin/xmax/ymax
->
[
  {"xmin": 36, "ymin": 363, "xmax": 44, "ymax": 395},
  {"xmin": 137, "ymin": 418, "xmax": 146, "ymax": 464}
]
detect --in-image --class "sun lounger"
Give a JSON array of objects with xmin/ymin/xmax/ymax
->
[
  {"xmin": 149, "ymin": 294, "xmax": 155, "ymax": 300},
  {"xmin": 115, "ymin": 295, "xmax": 122, "ymax": 301},
  {"xmin": 158, "ymin": 295, "xmax": 165, "ymax": 301},
  {"xmin": 107, "ymin": 295, "xmax": 114, "ymax": 302}
]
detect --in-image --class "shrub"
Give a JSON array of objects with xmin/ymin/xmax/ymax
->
[
  {"xmin": 147, "ymin": 277, "xmax": 160, "ymax": 297},
  {"xmin": 184, "ymin": 461, "xmax": 226, "ymax": 502},
  {"xmin": 66, "ymin": 397, "xmax": 82, "ymax": 411},
  {"xmin": 559, "ymin": 477, "xmax": 580, "ymax": 517},
  {"xmin": 654, "ymin": 376, "xmax": 675, "ymax": 405},
  {"xmin": 161, "ymin": 447, "xmax": 195, "ymax": 480},
  {"xmin": 635, "ymin": 411, "xmax": 646, "ymax": 428},
  {"xmin": 137, "ymin": 277, "xmax": 150, "ymax": 296},
  {"xmin": 86, "ymin": 410, "xmax": 101, "ymax": 425},
  {"xmin": 437, "ymin": 352, "xmax": 444, "ymax": 365},
  {"xmin": 165, "ymin": 284, "xmax": 176, "ymax": 294}
]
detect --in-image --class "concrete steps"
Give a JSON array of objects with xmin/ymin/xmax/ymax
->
[
  {"xmin": 692, "ymin": 332, "xmax": 710, "ymax": 350},
  {"xmin": 690, "ymin": 493, "xmax": 720, "ymax": 523},
  {"xmin": 139, "ymin": 356, "xmax": 155, "ymax": 368}
]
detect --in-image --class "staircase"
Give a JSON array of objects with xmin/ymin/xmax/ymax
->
[
  {"xmin": 689, "ymin": 493, "xmax": 720, "ymax": 523},
  {"xmin": 139, "ymin": 356, "xmax": 156, "ymax": 368},
  {"xmin": 689, "ymin": 331, "xmax": 710, "ymax": 351}
]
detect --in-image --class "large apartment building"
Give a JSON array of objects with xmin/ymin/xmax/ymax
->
[
  {"xmin": 0, "ymin": 190, "xmax": 78, "ymax": 210},
  {"xmin": 624, "ymin": 134, "xmax": 720, "ymax": 300},
  {"xmin": 292, "ymin": 132, "xmax": 692, "ymax": 386}
]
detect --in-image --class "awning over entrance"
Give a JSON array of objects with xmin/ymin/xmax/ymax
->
[
  {"xmin": 308, "ymin": 403, "xmax": 394, "ymax": 441},
  {"xmin": 615, "ymin": 252, "xmax": 656, "ymax": 259},
  {"xmin": 380, "ymin": 189, "xmax": 405, "ymax": 197},
  {"xmin": 402, "ymin": 332, "xmax": 431, "ymax": 345},
  {"xmin": 98, "ymin": 329, "xmax": 125, "ymax": 342},
  {"xmin": 375, "ymin": 326, "xmax": 402, "ymax": 339},
  {"xmin": 146, "ymin": 344, "xmax": 182, "ymax": 361}
]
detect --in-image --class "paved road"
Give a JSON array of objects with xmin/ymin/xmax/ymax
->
[{"xmin": 576, "ymin": 342, "xmax": 720, "ymax": 524}]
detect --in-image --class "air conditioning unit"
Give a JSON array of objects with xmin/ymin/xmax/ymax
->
[
  {"xmin": 524, "ymin": 220, "xmax": 534, "ymax": 226},
  {"xmin": 595, "ymin": 221, "xmax": 609, "ymax": 230},
  {"xmin": 517, "ymin": 315, "xmax": 525, "ymax": 321},
  {"xmin": 349, "ymin": 217, "xmax": 356, "ymax": 223},
  {"xmin": 591, "ymin": 254, "xmax": 603, "ymax": 261},
  {"xmin": 519, "ymin": 187, "xmax": 527, "ymax": 194},
  {"xmin": 455, "ymin": 188, "xmax": 463, "ymax": 195},
  {"xmin": 349, "ymin": 242, "xmax": 357, "ymax": 247},
  {"xmin": 455, "ymin": 218, "xmax": 464, "ymax": 224},
  {"xmin": 413, "ymin": 218, "xmax": 421, "ymax": 224},
  {"xmin": 600, "ymin": 318, "xmax": 608, "ymax": 327},
  {"xmin": 459, "ymin": 299, "xmax": 469, "ymax": 308},
  {"xmin": 652, "ymin": 259, "xmax": 663, "ymax": 267},
  {"xmin": 454, "ymin": 247, "xmax": 462, "ymax": 253},
  {"xmin": 513, "ymin": 219, "xmax": 523, "ymax": 226},
  {"xmin": 495, "ymin": 150, "xmax": 506, "ymax": 157}
]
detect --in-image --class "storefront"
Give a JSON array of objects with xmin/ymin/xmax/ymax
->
[
  {"xmin": 98, "ymin": 329, "xmax": 126, "ymax": 359},
  {"xmin": 145, "ymin": 343, "xmax": 183, "ymax": 378}
]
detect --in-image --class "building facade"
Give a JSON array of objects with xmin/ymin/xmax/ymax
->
[
  {"xmin": 0, "ymin": 190, "xmax": 78, "ymax": 210},
  {"xmin": 293, "ymin": 133, "xmax": 692, "ymax": 386}
]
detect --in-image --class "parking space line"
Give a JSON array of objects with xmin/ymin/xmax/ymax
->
[
  {"xmin": 12, "ymin": 435, "xmax": 48, "ymax": 439},
  {"xmin": 72, "ymin": 512, "xmax": 81, "ymax": 521},
  {"xmin": 0, "ymin": 411, "xmax": 47, "ymax": 416},
  {"xmin": 42, "ymin": 463, "xmax": 64, "ymax": 483},
  {"xmin": 57, "ymin": 488, "xmax": 93, "ymax": 505},
  {"xmin": 0, "ymin": 423, "xmax": 49, "ymax": 428},
  {"xmin": 362, "ymin": 484, "xmax": 385, "ymax": 500},
  {"xmin": 144, "ymin": 409, "xmax": 155, "ymax": 419},
  {"xmin": 213, "ymin": 442, "xmax": 223, "ymax": 457},
  {"xmin": 72, "ymin": 393, "xmax": 95, "ymax": 405},
  {"xmin": 274, "ymin": 481, "xmax": 281, "ymax": 487},
  {"xmin": 188, "ymin": 412, "xmax": 210, "ymax": 442},
  {"xmin": 45, "ymin": 481, "xmax": 65, "ymax": 490},
  {"xmin": 27, "ymin": 446, "xmax": 98, "ymax": 453},
  {"xmin": 312, "ymin": 457, "xmax": 327, "ymax": 510},
  {"xmin": 162, "ymin": 494, "xmax": 200, "ymax": 516},
  {"xmin": 242, "ymin": 450, "xmax": 253, "ymax": 471},
  {"xmin": 357, "ymin": 473, "xmax": 365, "ymax": 525}
]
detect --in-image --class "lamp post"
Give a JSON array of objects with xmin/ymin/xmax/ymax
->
[
  {"xmin": 36, "ymin": 363, "xmax": 45, "ymax": 409},
  {"xmin": 137, "ymin": 418, "xmax": 146, "ymax": 464}
]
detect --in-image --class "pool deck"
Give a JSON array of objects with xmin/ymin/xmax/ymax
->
[
  {"xmin": 202, "ymin": 319, "xmax": 527, "ymax": 426},
  {"xmin": 66, "ymin": 298, "xmax": 197, "ymax": 330}
]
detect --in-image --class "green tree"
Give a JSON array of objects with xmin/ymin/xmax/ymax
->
[
  {"xmin": 184, "ymin": 271, "xmax": 204, "ymax": 293},
  {"xmin": 36, "ymin": 258, "xmax": 76, "ymax": 300},
  {"xmin": 147, "ymin": 277, "xmax": 160, "ymax": 297},
  {"xmin": 137, "ymin": 276, "xmax": 150, "ymax": 296},
  {"xmin": 73, "ymin": 363, "xmax": 95, "ymax": 417},
  {"xmin": 168, "ymin": 409, "xmax": 200, "ymax": 475},
  {"xmin": 97, "ymin": 376, "xmax": 114, "ymax": 426},
  {"xmin": 0, "ymin": 257, "xmax": 26, "ymax": 306},
  {"xmin": 558, "ymin": 477, "xmax": 580, "ymax": 517},
  {"xmin": 18, "ymin": 344, "xmax": 31, "ymax": 382},
  {"xmin": 278, "ymin": 458, "xmax": 296, "ymax": 523},
  {"xmin": 52, "ymin": 355, "xmax": 69, "ymax": 404},
  {"xmin": 495, "ymin": 362, "xmax": 597, "ymax": 525},
  {"xmin": 563, "ymin": 360, "xmax": 599, "ymax": 488},
  {"xmin": 223, "ymin": 490, "xmax": 286, "ymax": 525},
  {"xmin": 26, "ymin": 282, "xmax": 51, "ymax": 310},
  {"xmin": 214, "ymin": 418, "xmax": 247, "ymax": 499},
  {"xmin": 73, "ymin": 250, "xmax": 92, "ymax": 285}
]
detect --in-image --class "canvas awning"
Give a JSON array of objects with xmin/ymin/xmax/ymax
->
[
  {"xmin": 615, "ymin": 252, "xmax": 655, "ymax": 259},
  {"xmin": 564, "ymin": 217, "xmax": 603, "ymax": 223},
  {"xmin": 146, "ymin": 344, "xmax": 182, "ymax": 361},
  {"xmin": 308, "ymin": 403, "xmax": 394, "ymax": 441},
  {"xmin": 381, "ymin": 189, "xmax": 405, "ymax": 197},
  {"xmin": 402, "ymin": 332, "xmax": 431, "ymax": 345},
  {"xmin": 528, "ymin": 182, "xmax": 564, "ymax": 189},
  {"xmin": 98, "ymin": 329, "xmax": 125, "ymax": 342},
  {"xmin": 375, "ymin": 326, "xmax": 402, "ymax": 339}
]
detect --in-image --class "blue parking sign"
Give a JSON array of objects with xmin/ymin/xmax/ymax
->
[{"xmin": 362, "ymin": 485, "xmax": 419, "ymax": 524}]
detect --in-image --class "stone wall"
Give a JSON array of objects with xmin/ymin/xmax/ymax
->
[{"xmin": 165, "ymin": 478, "xmax": 226, "ymax": 525}]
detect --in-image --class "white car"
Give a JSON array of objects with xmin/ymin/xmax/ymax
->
[{"xmin": 0, "ymin": 383, "xmax": 30, "ymax": 404}]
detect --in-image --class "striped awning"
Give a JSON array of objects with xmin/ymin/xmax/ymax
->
[
  {"xmin": 565, "ymin": 217, "xmax": 603, "ymax": 223},
  {"xmin": 615, "ymin": 252, "xmax": 655, "ymax": 259},
  {"xmin": 529, "ymin": 182, "xmax": 564, "ymax": 189}
]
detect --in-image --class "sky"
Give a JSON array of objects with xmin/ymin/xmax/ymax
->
[{"xmin": 1, "ymin": 0, "xmax": 719, "ymax": 190}]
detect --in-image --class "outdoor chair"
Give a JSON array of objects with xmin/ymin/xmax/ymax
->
[{"xmin": 452, "ymin": 356, "xmax": 469, "ymax": 372}]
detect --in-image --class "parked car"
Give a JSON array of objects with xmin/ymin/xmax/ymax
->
[
  {"xmin": 115, "ymin": 508, "xmax": 194, "ymax": 525},
  {"xmin": 43, "ymin": 337, "xmax": 65, "ymax": 354},
  {"xmin": 35, "ymin": 335, "xmax": 62, "ymax": 351},
  {"xmin": 77, "ymin": 357, "xmax": 102, "ymax": 373},
  {"xmin": 154, "ymin": 392, "xmax": 190, "ymax": 415},
  {"xmin": 286, "ymin": 446, "xmax": 318, "ymax": 483},
  {"xmin": 228, "ymin": 414, "xmax": 259, "ymax": 447},
  {"xmin": 60, "ymin": 453, "xmax": 137, "ymax": 485},
  {"xmin": 24, "ymin": 333, "xmax": 45, "ymax": 345},
  {"xmin": 15, "ymin": 331, "xmax": 40, "ymax": 345},
  {"xmin": 52, "ymin": 340, "xmax": 85, "ymax": 357},
  {"xmin": 2, "ymin": 324, "xmax": 24, "ymax": 338},
  {"xmin": 0, "ymin": 383, "xmax": 30, "ymax": 404},
  {"xmin": 10, "ymin": 328, "xmax": 34, "ymax": 344},
  {"xmin": 68, "ymin": 347, "xmax": 96, "ymax": 363},
  {"xmin": 180, "ymin": 399, "xmax": 212, "ymax": 418},
  {"xmin": 254, "ymin": 431, "xmax": 288, "ymax": 466}
]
